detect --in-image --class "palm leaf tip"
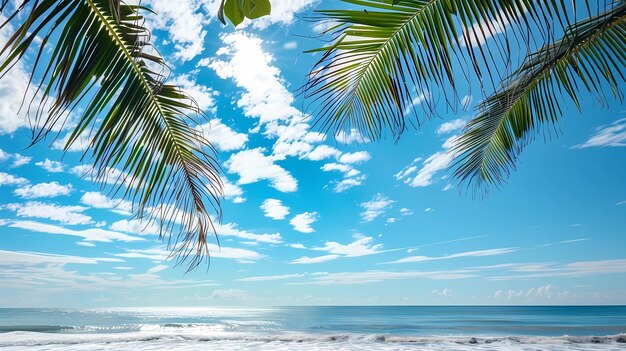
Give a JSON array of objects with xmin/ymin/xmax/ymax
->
[
  {"xmin": 1, "ymin": 0, "xmax": 224, "ymax": 269},
  {"xmin": 451, "ymin": 2, "xmax": 626, "ymax": 195}
]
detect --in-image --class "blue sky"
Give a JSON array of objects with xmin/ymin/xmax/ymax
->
[{"xmin": 1, "ymin": 0, "xmax": 625, "ymax": 308}]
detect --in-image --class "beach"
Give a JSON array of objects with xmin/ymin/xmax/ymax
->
[{"xmin": 1, "ymin": 306, "xmax": 625, "ymax": 350}]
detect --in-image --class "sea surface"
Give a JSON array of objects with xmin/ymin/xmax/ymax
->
[{"xmin": 0, "ymin": 306, "xmax": 625, "ymax": 350}]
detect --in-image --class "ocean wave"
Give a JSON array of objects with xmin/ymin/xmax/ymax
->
[{"xmin": 0, "ymin": 329, "xmax": 624, "ymax": 348}]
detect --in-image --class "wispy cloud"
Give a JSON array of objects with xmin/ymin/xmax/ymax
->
[
  {"xmin": 385, "ymin": 247, "xmax": 518, "ymax": 264},
  {"xmin": 360, "ymin": 194, "xmax": 394, "ymax": 222},
  {"xmin": 7, "ymin": 220, "xmax": 144, "ymax": 243},
  {"xmin": 574, "ymin": 118, "xmax": 626, "ymax": 148}
]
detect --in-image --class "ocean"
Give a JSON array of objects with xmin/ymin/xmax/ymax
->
[{"xmin": 0, "ymin": 306, "xmax": 624, "ymax": 350}]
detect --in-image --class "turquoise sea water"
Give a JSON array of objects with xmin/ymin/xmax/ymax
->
[{"xmin": 0, "ymin": 306, "xmax": 625, "ymax": 350}]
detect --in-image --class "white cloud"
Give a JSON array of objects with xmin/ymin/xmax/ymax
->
[
  {"xmin": 335, "ymin": 128, "xmax": 370, "ymax": 144},
  {"xmin": 196, "ymin": 119, "xmax": 247, "ymax": 151},
  {"xmin": 0, "ymin": 172, "xmax": 28, "ymax": 186},
  {"xmin": 205, "ymin": 32, "xmax": 300, "ymax": 125},
  {"xmin": 290, "ymin": 212, "xmax": 318, "ymax": 233},
  {"xmin": 436, "ymin": 119, "xmax": 466, "ymax": 135},
  {"xmin": 339, "ymin": 151, "xmax": 371, "ymax": 164},
  {"xmin": 238, "ymin": 273, "xmax": 306, "ymax": 282},
  {"xmin": 305, "ymin": 145, "xmax": 341, "ymax": 161},
  {"xmin": 461, "ymin": 4, "xmax": 522, "ymax": 47},
  {"xmin": 222, "ymin": 177, "xmax": 246, "ymax": 203},
  {"xmin": 297, "ymin": 269, "xmax": 475, "ymax": 285},
  {"xmin": 0, "ymin": 249, "xmax": 119, "ymax": 265},
  {"xmin": 283, "ymin": 41, "xmax": 298, "ymax": 50},
  {"xmin": 261, "ymin": 199, "xmax": 290, "ymax": 220},
  {"xmin": 147, "ymin": 265, "xmax": 169, "ymax": 274},
  {"xmin": 110, "ymin": 219, "xmax": 161, "ymax": 236},
  {"xmin": 4, "ymin": 202, "xmax": 92, "ymax": 225},
  {"xmin": 290, "ymin": 254, "xmax": 340, "ymax": 265},
  {"xmin": 397, "ymin": 136, "xmax": 458, "ymax": 187},
  {"xmin": 144, "ymin": 0, "xmax": 207, "ymax": 61},
  {"xmin": 333, "ymin": 174, "xmax": 367, "ymax": 193},
  {"xmin": 115, "ymin": 244, "xmax": 263, "ymax": 261},
  {"xmin": 400, "ymin": 208, "xmax": 414, "ymax": 216},
  {"xmin": 52, "ymin": 131, "xmax": 92, "ymax": 152},
  {"xmin": 80, "ymin": 191, "xmax": 133, "ymax": 214},
  {"xmin": 225, "ymin": 148, "xmax": 297, "ymax": 192},
  {"xmin": 7, "ymin": 220, "xmax": 143, "ymax": 242},
  {"xmin": 321, "ymin": 162, "xmax": 353, "ymax": 174},
  {"xmin": 431, "ymin": 288, "xmax": 452, "ymax": 298},
  {"xmin": 35, "ymin": 159, "xmax": 64, "ymax": 173},
  {"xmin": 169, "ymin": 74, "xmax": 217, "ymax": 113},
  {"xmin": 216, "ymin": 222, "xmax": 282, "ymax": 244},
  {"xmin": 493, "ymin": 285, "xmax": 570, "ymax": 301},
  {"xmin": 211, "ymin": 289, "xmax": 247, "ymax": 299},
  {"xmin": 313, "ymin": 235, "xmax": 383, "ymax": 257},
  {"xmin": 11, "ymin": 154, "xmax": 31, "ymax": 168},
  {"xmin": 0, "ymin": 148, "xmax": 8, "ymax": 161},
  {"xmin": 360, "ymin": 194, "xmax": 394, "ymax": 222},
  {"xmin": 574, "ymin": 118, "xmax": 626, "ymax": 148},
  {"xmin": 14, "ymin": 182, "xmax": 73, "ymax": 199},
  {"xmin": 386, "ymin": 247, "xmax": 518, "ymax": 264}
]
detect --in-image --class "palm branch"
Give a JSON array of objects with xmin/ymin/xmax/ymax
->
[
  {"xmin": 305, "ymin": 0, "xmax": 624, "ymax": 193},
  {"xmin": 304, "ymin": 0, "xmax": 563, "ymax": 141},
  {"xmin": 452, "ymin": 2, "xmax": 626, "ymax": 194},
  {"xmin": 0, "ymin": 0, "xmax": 223, "ymax": 269}
]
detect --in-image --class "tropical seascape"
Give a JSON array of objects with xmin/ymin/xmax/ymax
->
[
  {"xmin": 1, "ymin": 0, "xmax": 626, "ymax": 350},
  {"xmin": 1, "ymin": 306, "xmax": 625, "ymax": 350}
]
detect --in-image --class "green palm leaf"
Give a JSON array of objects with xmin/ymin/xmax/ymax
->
[
  {"xmin": 452, "ymin": 2, "xmax": 626, "ymax": 194},
  {"xmin": 0, "ymin": 0, "xmax": 222, "ymax": 269},
  {"xmin": 304, "ymin": 0, "xmax": 562, "ymax": 141}
]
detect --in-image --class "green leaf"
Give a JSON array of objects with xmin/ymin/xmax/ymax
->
[
  {"xmin": 0, "ymin": 0, "xmax": 224, "ymax": 270},
  {"xmin": 219, "ymin": 0, "xmax": 271, "ymax": 26}
]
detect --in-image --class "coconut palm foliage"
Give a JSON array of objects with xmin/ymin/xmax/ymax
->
[
  {"xmin": 0, "ymin": 0, "xmax": 222, "ymax": 269},
  {"xmin": 304, "ymin": 0, "xmax": 626, "ymax": 193}
]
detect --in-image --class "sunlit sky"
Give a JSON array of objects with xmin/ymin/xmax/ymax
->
[{"xmin": 1, "ymin": 0, "xmax": 625, "ymax": 308}]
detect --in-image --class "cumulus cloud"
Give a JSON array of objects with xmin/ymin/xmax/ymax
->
[
  {"xmin": 335, "ymin": 128, "xmax": 370, "ymax": 144},
  {"xmin": 144, "ymin": 0, "xmax": 208, "ymax": 61},
  {"xmin": 4, "ymin": 202, "xmax": 92, "ymax": 225},
  {"xmin": 14, "ymin": 182, "xmax": 73, "ymax": 199},
  {"xmin": 197, "ymin": 119, "xmax": 248, "ymax": 151},
  {"xmin": 80, "ymin": 191, "xmax": 133, "ymax": 215},
  {"xmin": 339, "ymin": 151, "xmax": 371, "ymax": 164},
  {"xmin": 10, "ymin": 154, "xmax": 31, "ymax": 168},
  {"xmin": 222, "ymin": 177, "xmax": 246, "ymax": 203},
  {"xmin": 35, "ymin": 159, "xmax": 64, "ymax": 173},
  {"xmin": 261, "ymin": 199, "xmax": 290, "ymax": 220},
  {"xmin": 305, "ymin": 145, "xmax": 341, "ymax": 161},
  {"xmin": 360, "ymin": 194, "xmax": 394, "ymax": 222},
  {"xmin": 436, "ymin": 119, "xmax": 467, "ymax": 135},
  {"xmin": 225, "ymin": 148, "xmax": 297, "ymax": 192},
  {"xmin": 290, "ymin": 212, "xmax": 318, "ymax": 233},
  {"xmin": 0, "ymin": 172, "xmax": 28, "ymax": 186},
  {"xmin": 290, "ymin": 254, "xmax": 340, "ymax": 265}
]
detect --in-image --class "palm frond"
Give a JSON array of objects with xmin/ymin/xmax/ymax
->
[
  {"xmin": 0, "ymin": 0, "xmax": 223, "ymax": 270},
  {"xmin": 452, "ymin": 2, "xmax": 626, "ymax": 195},
  {"xmin": 304, "ymin": 0, "xmax": 565, "ymax": 141}
]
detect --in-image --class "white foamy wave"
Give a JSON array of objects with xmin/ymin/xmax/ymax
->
[{"xmin": 0, "ymin": 331, "xmax": 625, "ymax": 350}]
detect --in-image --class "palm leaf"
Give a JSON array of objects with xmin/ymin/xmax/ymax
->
[
  {"xmin": 452, "ymin": 2, "xmax": 626, "ymax": 195},
  {"xmin": 0, "ymin": 0, "xmax": 223, "ymax": 270},
  {"xmin": 304, "ymin": 0, "xmax": 566, "ymax": 141}
]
